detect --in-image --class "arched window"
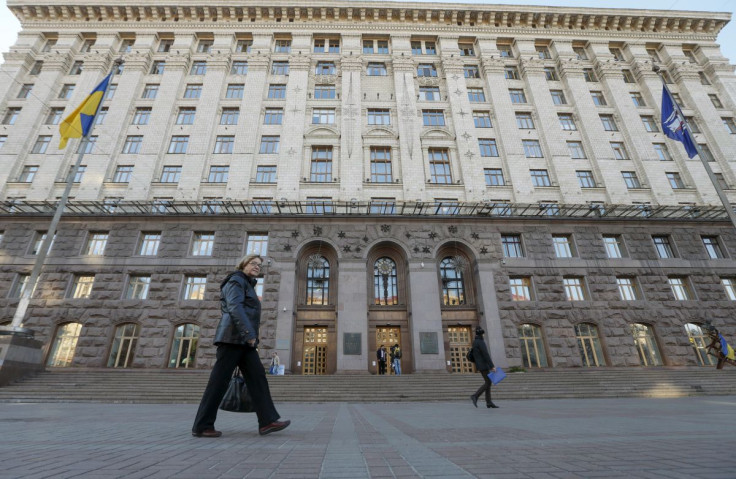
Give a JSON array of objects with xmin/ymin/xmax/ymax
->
[
  {"xmin": 306, "ymin": 255, "xmax": 330, "ymax": 305},
  {"xmin": 684, "ymin": 323, "xmax": 717, "ymax": 366},
  {"xmin": 630, "ymin": 323, "xmax": 663, "ymax": 366},
  {"xmin": 518, "ymin": 323, "xmax": 548, "ymax": 368},
  {"xmin": 168, "ymin": 323, "xmax": 200, "ymax": 368},
  {"xmin": 440, "ymin": 257, "xmax": 466, "ymax": 306},
  {"xmin": 374, "ymin": 257, "xmax": 398, "ymax": 305},
  {"xmin": 47, "ymin": 322, "xmax": 83, "ymax": 367},
  {"xmin": 107, "ymin": 323, "xmax": 140, "ymax": 368},
  {"xmin": 575, "ymin": 323, "xmax": 606, "ymax": 367}
]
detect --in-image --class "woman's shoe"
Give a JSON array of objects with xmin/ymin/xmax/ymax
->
[
  {"xmin": 470, "ymin": 395, "xmax": 478, "ymax": 407},
  {"xmin": 487, "ymin": 402, "xmax": 499, "ymax": 409}
]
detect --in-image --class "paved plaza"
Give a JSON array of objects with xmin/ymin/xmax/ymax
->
[{"xmin": 0, "ymin": 396, "xmax": 735, "ymax": 479}]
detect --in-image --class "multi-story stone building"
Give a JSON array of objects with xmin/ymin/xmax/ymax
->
[{"xmin": 1, "ymin": 1, "xmax": 735, "ymax": 374}]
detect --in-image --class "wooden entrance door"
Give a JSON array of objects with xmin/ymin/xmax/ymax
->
[
  {"xmin": 376, "ymin": 327, "xmax": 401, "ymax": 374},
  {"xmin": 448, "ymin": 326, "xmax": 474, "ymax": 373},
  {"xmin": 302, "ymin": 327, "xmax": 327, "ymax": 375}
]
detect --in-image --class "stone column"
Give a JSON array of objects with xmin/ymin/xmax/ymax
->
[
  {"xmin": 339, "ymin": 55, "xmax": 364, "ymax": 200},
  {"xmin": 274, "ymin": 260, "xmax": 296, "ymax": 373},
  {"xmin": 407, "ymin": 260, "xmax": 447, "ymax": 372},
  {"xmin": 392, "ymin": 56, "xmax": 424, "ymax": 201},
  {"xmin": 335, "ymin": 260, "xmax": 369, "ymax": 373},
  {"xmin": 475, "ymin": 262, "xmax": 507, "ymax": 368}
]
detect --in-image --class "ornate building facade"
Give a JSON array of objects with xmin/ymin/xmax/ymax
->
[{"xmin": 1, "ymin": 1, "xmax": 735, "ymax": 374}]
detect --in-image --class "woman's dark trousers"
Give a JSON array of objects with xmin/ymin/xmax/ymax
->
[
  {"xmin": 192, "ymin": 344, "xmax": 280, "ymax": 432},
  {"xmin": 473, "ymin": 369, "xmax": 493, "ymax": 406}
]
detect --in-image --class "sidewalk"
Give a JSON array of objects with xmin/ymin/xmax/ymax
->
[{"xmin": 1, "ymin": 397, "xmax": 734, "ymax": 478}]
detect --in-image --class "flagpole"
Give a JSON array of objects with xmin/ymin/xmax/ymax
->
[
  {"xmin": 8, "ymin": 58, "xmax": 123, "ymax": 331},
  {"xmin": 653, "ymin": 64, "xmax": 736, "ymax": 231}
]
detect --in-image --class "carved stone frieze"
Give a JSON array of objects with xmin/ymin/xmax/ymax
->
[
  {"xmin": 314, "ymin": 73, "xmax": 338, "ymax": 84},
  {"xmin": 417, "ymin": 76, "xmax": 440, "ymax": 87},
  {"xmin": 480, "ymin": 57, "xmax": 506, "ymax": 75},
  {"xmin": 631, "ymin": 60, "xmax": 659, "ymax": 81},
  {"xmin": 390, "ymin": 56, "xmax": 415, "ymax": 73},
  {"xmin": 164, "ymin": 53, "xmax": 191, "ymax": 70},
  {"xmin": 246, "ymin": 55, "xmax": 270, "ymax": 71},
  {"xmin": 593, "ymin": 60, "xmax": 623, "ymax": 79},
  {"xmin": 670, "ymin": 62, "xmax": 703, "ymax": 83},
  {"xmin": 288, "ymin": 54, "xmax": 312, "ymax": 71},
  {"xmin": 519, "ymin": 57, "xmax": 546, "ymax": 77},
  {"xmin": 340, "ymin": 56, "xmax": 363, "ymax": 72}
]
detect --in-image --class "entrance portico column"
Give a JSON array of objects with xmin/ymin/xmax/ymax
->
[
  {"xmin": 407, "ymin": 261, "xmax": 447, "ymax": 372},
  {"xmin": 336, "ymin": 260, "xmax": 368, "ymax": 374},
  {"xmin": 274, "ymin": 260, "xmax": 296, "ymax": 373},
  {"xmin": 476, "ymin": 262, "xmax": 507, "ymax": 368}
]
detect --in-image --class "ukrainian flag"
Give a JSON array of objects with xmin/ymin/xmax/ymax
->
[
  {"xmin": 719, "ymin": 334, "xmax": 735, "ymax": 361},
  {"xmin": 58, "ymin": 73, "xmax": 112, "ymax": 149}
]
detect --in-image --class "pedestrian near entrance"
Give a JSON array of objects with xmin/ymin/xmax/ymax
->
[
  {"xmin": 269, "ymin": 352, "xmax": 280, "ymax": 375},
  {"xmin": 470, "ymin": 326, "xmax": 499, "ymax": 409},
  {"xmin": 390, "ymin": 343, "xmax": 402, "ymax": 375},
  {"xmin": 192, "ymin": 254, "xmax": 290, "ymax": 437},
  {"xmin": 377, "ymin": 345, "xmax": 388, "ymax": 374}
]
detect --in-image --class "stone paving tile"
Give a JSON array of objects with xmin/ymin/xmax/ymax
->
[{"xmin": 1, "ymin": 397, "xmax": 736, "ymax": 478}]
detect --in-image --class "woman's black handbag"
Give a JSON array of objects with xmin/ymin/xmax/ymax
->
[
  {"xmin": 219, "ymin": 368, "xmax": 255, "ymax": 413},
  {"xmin": 466, "ymin": 349, "xmax": 475, "ymax": 363}
]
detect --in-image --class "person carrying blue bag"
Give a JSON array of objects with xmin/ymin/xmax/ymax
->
[{"xmin": 468, "ymin": 326, "xmax": 499, "ymax": 409}]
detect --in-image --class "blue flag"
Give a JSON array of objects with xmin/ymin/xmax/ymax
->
[{"xmin": 661, "ymin": 86, "xmax": 698, "ymax": 159}]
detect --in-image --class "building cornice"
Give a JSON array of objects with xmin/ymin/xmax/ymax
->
[{"xmin": 7, "ymin": 1, "xmax": 731, "ymax": 39}]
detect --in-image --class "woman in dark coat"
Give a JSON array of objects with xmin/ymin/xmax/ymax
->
[
  {"xmin": 470, "ymin": 326, "xmax": 499, "ymax": 408},
  {"xmin": 192, "ymin": 254, "xmax": 290, "ymax": 437}
]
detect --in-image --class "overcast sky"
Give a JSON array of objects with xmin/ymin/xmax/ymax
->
[{"xmin": 0, "ymin": 0, "xmax": 734, "ymax": 64}]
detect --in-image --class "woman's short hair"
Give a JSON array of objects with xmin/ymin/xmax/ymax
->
[{"xmin": 236, "ymin": 254, "xmax": 262, "ymax": 271}]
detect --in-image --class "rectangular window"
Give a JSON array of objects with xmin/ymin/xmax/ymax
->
[
  {"xmin": 574, "ymin": 47, "xmax": 589, "ymax": 60},
  {"xmin": 459, "ymin": 43, "xmax": 476, "ymax": 56},
  {"xmin": 509, "ymin": 89, "xmax": 527, "ymax": 103},
  {"xmin": 17, "ymin": 84, "xmax": 33, "ymax": 98},
  {"xmin": 523, "ymin": 140, "xmax": 543, "ymax": 158},
  {"xmin": 558, "ymin": 114, "xmax": 576, "ymax": 130},
  {"xmin": 246, "ymin": 234, "xmax": 269, "ymax": 255},
  {"xmin": 484, "ymin": 168, "xmax": 505, "ymax": 186},
  {"xmin": 473, "ymin": 111, "xmax": 492, "ymax": 128},
  {"xmin": 19, "ymin": 165, "xmax": 38, "ymax": 183},
  {"xmin": 310, "ymin": 147, "xmax": 333, "ymax": 182},
  {"xmin": 666, "ymin": 172, "xmax": 685, "ymax": 189},
  {"xmin": 617, "ymin": 277, "xmax": 640, "ymax": 301},
  {"xmin": 167, "ymin": 136, "xmax": 188, "ymax": 154},
  {"xmin": 122, "ymin": 135, "xmax": 143, "ymax": 154},
  {"xmin": 125, "ymin": 276, "xmax": 151, "ymax": 300},
  {"xmin": 196, "ymin": 40, "xmax": 212, "ymax": 53},
  {"xmin": 31, "ymin": 136, "xmax": 51, "ymax": 154},
  {"xmin": 259, "ymin": 136, "xmax": 279, "ymax": 154},
  {"xmin": 550, "ymin": 90, "xmax": 566, "ymax": 105},
  {"xmin": 723, "ymin": 117, "xmax": 736, "ymax": 134},
  {"xmin": 668, "ymin": 277, "xmax": 692, "ymax": 300},
  {"xmin": 160, "ymin": 166, "xmax": 182, "ymax": 183},
  {"xmin": 498, "ymin": 45, "xmax": 513, "ymax": 58},
  {"xmin": 516, "ymin": 112, "xmax": 534, "ymax": 129},
  {"xmin": 504, "ymin": 66, "xmax": 519, "ymax": 80},
  {"xmin": 30, "ymin": 61, "xmax": 43, "ymax": 75},
  {"xmin": 306, "ymin": 197, "xmax": 334, "ymax": 215},
  {"xmin": 479, "ymin": 139, "xmax": 499, "ymax": 157},
  {"xmin": 263, "ymin": 108, "xmax": 283, "ymax": 125},
  {"xmin": 176, "ymin": 107, "xmax": 196, "ymax": 125},
  {"xmin": 367, "ymin": 63, "xmax": 387, "ymax": 76},
  {"xmin": 142, "ymin": 84, "xmax": 159, "ymax": 99},
  {"xmin": 419, "ymin": 86, "xmax": 440, "ymax": 101},
  {"xmin": 251, "ymin": 199, "xmax": 274, "ymax": 215},
  {"xmin": 94, "ymin": 107, "xmax": 108, "ymax": 126},
  {"xmin": 671, "ymin": 93, "xmax": 684, "ymax": 108},
  {"xmin": 274, "ymin": 39, "xmax": 291, "ymax": 53},
  {"xmin": 370, "ymin": 198, "xmax": 396, "ymax": 215},
  {"xmin": 428, "ymin": 149, "xmax": 452, "ymax": 184},
  {"xmin": 702, "ymin": 236, "xmax": 725, "ymax": 259},
  {"xmin": 530, "ymin": 169, "xmax": 551, "ymax": 187},
  {"xmin": 3, "ymin": 108, "xmax": 21, "ymax": 125},
  {"xmin": 255, "ymin": 165, "xmax": 277, "ymax": 183},
  {"xmin": 603, "ymin": 235, "xmax": 624, "ymax": 258},
  {"xmin": 0, "ymin": 136, "xmax": 5, "ymax": 150},
  {"xmin": 553, "ymin": 235, "xmax": 575, "ymax": 258},
  {"xmin": 422, "ymin": 110, "xmax": 445, "ymax": 126},
  {"xmin": 568, "ymin": 141, "xmax": 586, "ymax": 159},
  {"xmin": 271, "ymin": 61, "xmax": 289, "ymax": 75},
  {"xmin": 220, "ymin": 108, "xmax": 240, "ymax": 125},
  {"xmin": 577, "ymin": 170, "xmax": 595, "ymax": 188},
  {"xmin": 225, "ymin": 84, "xmax": 244, "ymax": 99},
  {"xmin": 622, "ymin": 171, "xmax": 641, "ymax": 189},
  {"xmin": 235, "ymin": 39, "xmax": 252, "ymax": 53},
  {"xmin": 30, "ymin": 232, "xmax": 55, "ymax": 255},
  {"xmin": 183, "ymin": 276, "xmax": 207, "ymax": 300},
  {"xmin": 611, "ymin": 142, "xmax": 629, "ymax": 160},
  {"xmin": 119, "ymin": 39, "xmax": 134, "ymax": 53},
  {"xmin": 268, "ymin": 84, "xmax": 286, "ymax": 99},
  {"xmin": 315, "ymin": 62, "xmax": 336, "ymax": 75},
  {"xmin": 214, "ymin": 136, "xmax": 234, "ymax": 154},
  {"xmin": 70, "ymin": 275, "xmax": 95, "ymax": 299},
  {"xmin": 600, "ymin": 114, "xmax": 618, "ymax": 131},
  {"xmin": 591, "ymin": 91, "xmax": 607, "ymax": 106},
  {"xmin": 509, "ymin": 277, "xmax": 532, "ymax": 301},
  {"xmin": 132, "ymin": 107, "xmax": 151, "ymax": 125},
  {"xmin": 641, "ymin": 115, "xmax": 659, "ymax": 132},
  {"xmin": 630, "ymin": 92, "xmax": 646, "ymax": 107},
  {"xmin": 46, "ymin": 108, "xmax": 65, "ymax": 125},
  {"xmin": 502, "ymin": 235, "xmax": 524, "ymax": 258},
  {"xmin": 652, "ymin": 235, "xmax": 674, "ymax": 258},
  {"xmin": 622, "ymin": 70, "xmax": 635, "ymax": 83},
  {"xmin": 467, "ymin": 88, "xmax": 486, "ymax": 103},
  {"xmin": 312, "ymin": 108, "xmax": 335, "ymax": 124},
  {"xmin": 543, "ymin": 67, "xmax": 558, "ymax": 81},
  {"xmin": 715, "ymin": 173, "xmax": 729, "ymax": 190},
  {"xmin": 709, "ymin": 94, "xmax": 724, "ymax": 109},
  {"xmin": 370, "ymin": 147, "xmax": 392, "ymax": 183},
  {"xmin": 231, "ymin": 61, "xmax": 248, "ymax": 75},
  {"xmin": 138, "ymin": 233, "xmax": 161, "ymax": 256},
  {"xmin": 563, "ymin": 277, "xmax": 586, "ymax": 301},
  {"xmin": 314, "ymin": 85, "xmax": 336, "ymax": 99},
  {"xmin": 59, "ymin": 84, "xmax": 75, "ymax": 99},
  {"xmin": 158, "ymin": 39, "xmax": 173, "ymax": 53},
  {"xmin": 113, "ymin": 165, "xmax": 133, "ymax": 183},
  {"xmin": 75, "ymin": 136, "xmax": 96, "ymax": 154},
  {"xmin": 363, "ymin": 39, "xmax": 389, "ymax": 54},
  {"xmin": 536, "ymin": 45, "xmax": 551, "ymax": 59},
  {"xmin": 150, "ymin": 61, "xmax": 165, "ymax": 75},
  {"xmin": 191, "ymin": 233, "xmax": 215, "ymax": 256},
  {"xmin": 583, "ymin": 69, "xmax": 597, "ymax": 82},
  {"xmin": 434, "ymin": 199, "xmax": 460, "ymax": 215},
  {"xmin": 698, "ymin": 144, "xmax": 715, "ymax": 162},
  {"xmin": 207, "ymin": 166, "xmax": 229, "ymax": 183},
  {"xmin": 183, "ymin": 84, "xmax": 202, "ymax": 99},
  {"xmin": 42, "ymin": 39, "xmax": 56, "ymax": 52},
  {"xmin": 70, "ymin": 165, "xmax": 86, "ymax": 183},
  {"xmin": 463, "ymin": 65, "xmax": 480, "ymax": 79},
  {"xmin": 69, "ymin": 61, "xmax": 83, "ymax": 75},
  {"xmin": 84, "ymin": 233, "xmax": 108, "ymax": 255},
  {"xmin": 722, "ymin": 278, "xmax": 736, "ymax": 300}
]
